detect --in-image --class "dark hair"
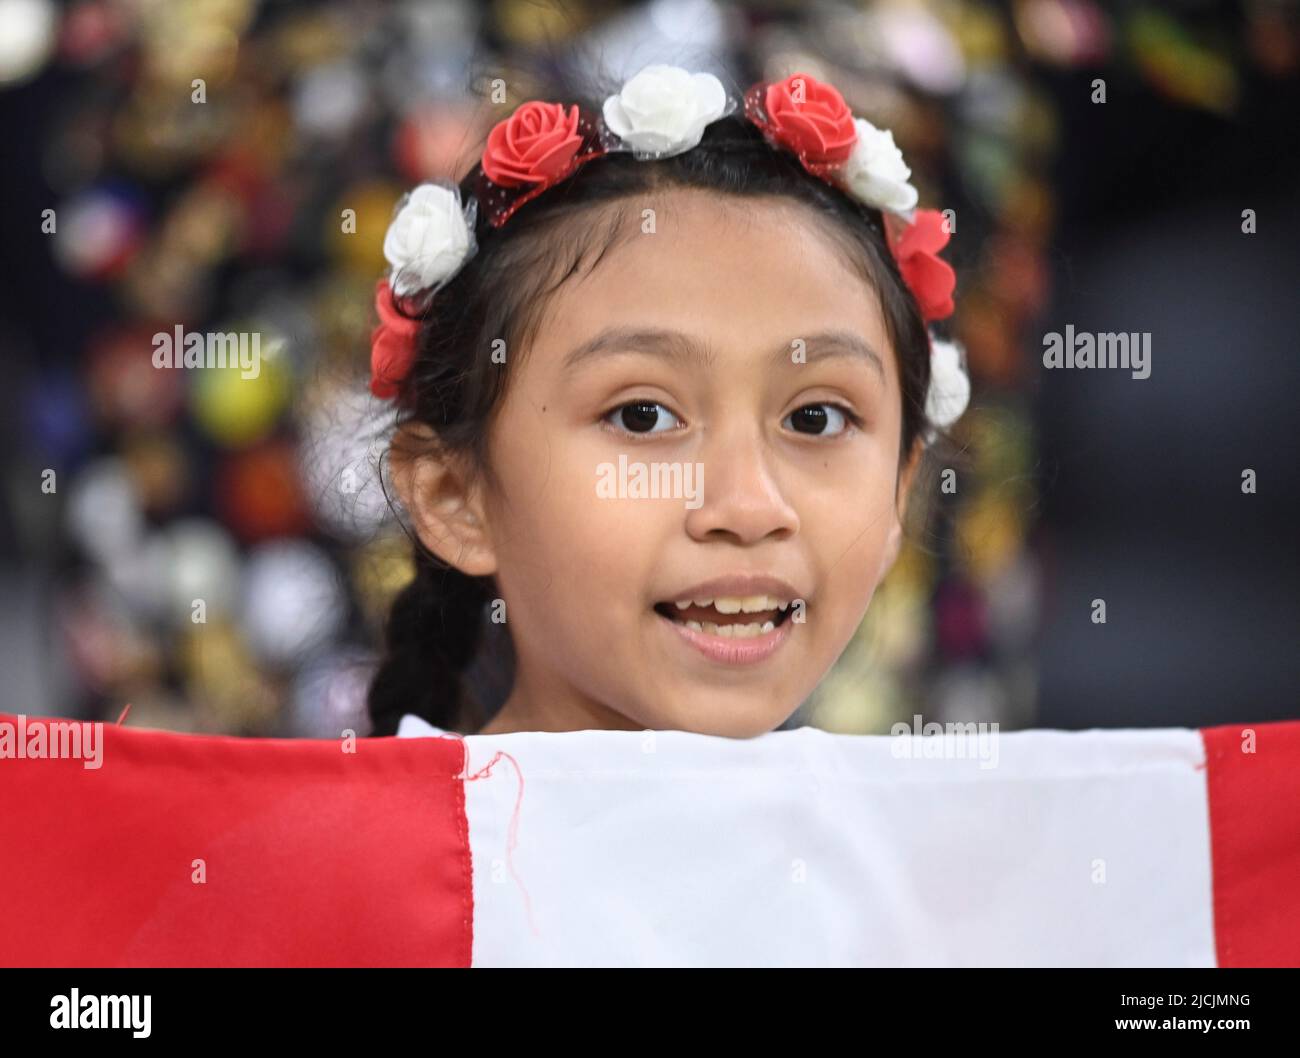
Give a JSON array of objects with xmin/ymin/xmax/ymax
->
[{"xmin": 367, "ymin": 109, "xmax": 940, "ymax": 737}]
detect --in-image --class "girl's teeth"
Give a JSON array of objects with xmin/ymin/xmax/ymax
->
[
  {"xmin": 672, "ymin": 594, "xmax": 787, "ymax": 614},
  {"xmin": 715, "ymin": 595, "xmax": 776, "ymax": 614},
  {"xmin": 692, "ymin": 621, "xmax": 774, "ymax": 639}
]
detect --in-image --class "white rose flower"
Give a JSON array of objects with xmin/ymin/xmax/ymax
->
[
  {"xmin": 925, "ymin": 338, "xmax": 970, "ymax": 430},
  {"xmin": 383, "ymin": 183, "xmax": 476, "ymax": 298},
  {"xmin": 602, "ymin": 64, "xmax": 729, "ymax": 157},
  {"xmin": 843, "ymin": 118, "xmax": 919, "ymax": 215}
]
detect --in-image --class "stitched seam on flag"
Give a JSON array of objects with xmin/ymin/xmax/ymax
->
[
  {"xmin": 1202, "ymin": 729, "xmax": 1233, "ymax": 968},
  {"xmin": 453, "ymin": 737, "xmax": 474, "ymax": 968},
  {"xmin": 464, "ymin": 749, "xmax": 540, "ymax": 938}
]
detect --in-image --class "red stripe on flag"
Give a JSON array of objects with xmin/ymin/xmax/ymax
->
[
  {"xmin": 0, "ymin": 714, "xmax": 473, "ymax": 967},
  {"xmin": 1202, "ymin": 720, "xmax": 1300, "ymax": 968}
]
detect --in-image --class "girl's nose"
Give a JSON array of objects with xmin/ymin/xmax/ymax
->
[{"xmin": 683, "ymin": 432, "xmax": 800, "ymax": 545}]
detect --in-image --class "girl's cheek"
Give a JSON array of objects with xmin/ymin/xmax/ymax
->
[
  {"xmin": 810, "ymin": 463, "xmax": 900, "ymax": 576},
  {"xmin": 503, "ymin": 444, "xmax": 661, "ymax": 566}
]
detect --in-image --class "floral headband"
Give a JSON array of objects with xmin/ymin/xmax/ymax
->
[{"xmin": 370, "ymin": 65, "xmax": 969, "ymax": 433}]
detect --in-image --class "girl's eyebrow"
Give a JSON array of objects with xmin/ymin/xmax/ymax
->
[{"xmin": 560, "ymin": 326, "xmax": 885, "ymax": 379}]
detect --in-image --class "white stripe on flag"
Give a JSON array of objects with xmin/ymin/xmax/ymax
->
[{"xmin": 443, "ymin": 726, "xmax": 1214, "ymax": 967}]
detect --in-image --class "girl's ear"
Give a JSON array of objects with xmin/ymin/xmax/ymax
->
[
  {"xmin": 882, "ymin": 439, "xmax": 924, "ymax": 576},
  {"xmin": 389, "ymin": 423, "xmax": 498, "ymax": 577}
]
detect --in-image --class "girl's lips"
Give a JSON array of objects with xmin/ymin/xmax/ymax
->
[{"xmin": 656, "ymin": 608, "xmax": 794, "ymax": 665}]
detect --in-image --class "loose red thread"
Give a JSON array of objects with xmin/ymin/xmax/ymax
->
[
  {"xmin": 116, "ymin": 703, "xmax": 131, "ymax": 725},
  {"xmin": 462, "ymin": 748, "xmax": 539, "ymax": 939}
]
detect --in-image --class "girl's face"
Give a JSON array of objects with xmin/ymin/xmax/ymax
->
[{"xmin": 466, "ymin": 189, "xmax": 920, "ymax": 735}]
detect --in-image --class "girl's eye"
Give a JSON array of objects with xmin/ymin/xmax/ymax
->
[
  {"xmin": 605, "ymin": 401, "xmax": 682, "ymax": 435},
  {"xmin": 784, "ymin": 403, "xmax": 854, "ymax": 436}
]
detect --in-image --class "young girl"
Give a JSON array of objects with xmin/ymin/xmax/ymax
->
[{"xmin": 364, "ymin": 65, "xmax": 968, "ymax": 739}]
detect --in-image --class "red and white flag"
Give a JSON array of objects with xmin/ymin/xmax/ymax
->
[{"xmin": 1, "ymin": 711, "xmax": 1296, "ymax": 967}]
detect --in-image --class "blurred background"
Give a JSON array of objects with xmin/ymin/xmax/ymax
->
[{"xmin": 0, "ymin": 0, "xmax": 1295, "ymax": 738}]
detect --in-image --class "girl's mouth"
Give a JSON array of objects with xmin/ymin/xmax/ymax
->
[{"xmin": 652, "ymin": 595, "xmax": 793, "ymax": 638}]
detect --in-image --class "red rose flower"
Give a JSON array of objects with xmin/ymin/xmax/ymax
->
[
  {"xmin": 481, "ymin": 101, "xmax": 585, "ymax": 188},
  {"xmin": 887, "ymin": 208, "xmax": 956, "ymax": 321},
  {"xmin": 370, "ymin": 278, "xmax": 422, "ymax": 400},
  {"xmin": 761, "ymin": 73, "xmax": 857, "ymax": 167}
]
